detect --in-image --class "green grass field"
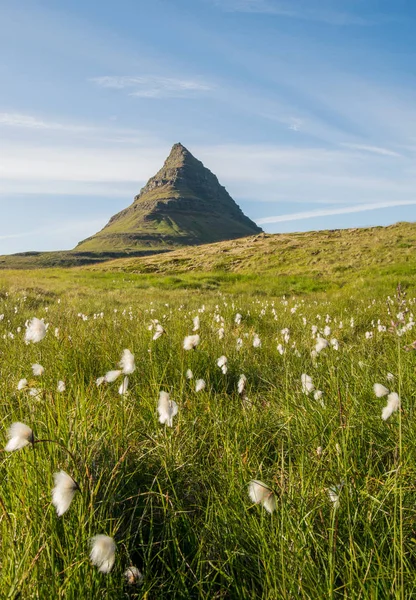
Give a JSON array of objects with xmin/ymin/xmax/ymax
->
[{"xmin": 1, "ymin": 258, "xmax": 416, "ymax": 598}]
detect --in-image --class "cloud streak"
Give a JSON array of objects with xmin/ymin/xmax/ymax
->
[
  {"xmin": 210, "ymin": 0, "xmax": 372, "ymax": 25},
  {"xmin": 91, "ymin": 75, "xmax": 213, "ymax": 98},
  {"xmin": 257, "ymin": 200, "xmax": 416, "ymax": 224}
]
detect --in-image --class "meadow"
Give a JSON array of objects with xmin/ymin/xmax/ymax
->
[{"xmin": 0, "ymin": 266, "xmax": 416, "ymax": 599}]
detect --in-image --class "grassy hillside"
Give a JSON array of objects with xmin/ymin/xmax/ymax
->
[{"xmin": 0, "ymin": 267, "xmax": 416, "ymax": 598}]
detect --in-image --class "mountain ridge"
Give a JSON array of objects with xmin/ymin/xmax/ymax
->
[{"xmin": 75, "ymin": 143, "xmax": 262, "ymax": 252}]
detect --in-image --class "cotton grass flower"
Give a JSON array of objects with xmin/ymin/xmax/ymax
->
[
  {"xmin": 5, "ymin": 422, "xmax": 34, "ymax": 451},
  {"xmin": 57, "ymin": 380, "xmax": 66, "ymax": 393},
  {"xmin": 104, "ymin": 370, "xmax": 122, "ymax": 383},
  {"xmin": 52, "ymin": 470, "xmax": 79, "ymax": 516},
  {"xmin": 96, "ymin": 376, "xmax": 105, "ymax": 387},
  {"xmin": 17, "ymin": 378, "xmax": 28, "ymax": 391},
  {"xmin": 24, "ymin": 317, "xmax": 47, "ymax": 343},
  {"xmin": 248, "ymin": 480, "xmax": 276, "ymax": 514},
  {"xmin": 124, "ymin": 566, "xmax": 143, "ymax": 585},
  {"xmin": 89, "ymin": 535, "xmax": 116, "ymax": 574},
  {"xmin": 238, "ymin": 374, "xmax": 247, "ymax": 395},
  {"xmin": 119, "ymin": 349, "xmax": 135, "ymax": 374},
  {"xmin": 195, "ymin": 379, "xmax": 206, "ymax": 392},
  {"xmin": 158, "ymin": 391, "xmax": 178, "ymax": 427},
  {"xmin": 382, "ymin": 392, "xmax": 400, "ymax": 421},
  {"xmin": 152, "ymin": 323, "xmax": 165, "ymax": 340},
  {"xmin": 373, "ymin": 383, "xmax": 389, "ymax": 398},
  {"xmin": 183, "ymin": 334, "xmax": 200, "ymax": 350},
  {"xmin": 193, "ymin": 316, "xmax": 200, "ymax": 331},
  {"xmin": 328, "ymin": 484, "xmax": 342, "ymax": 509},
  {"xmin": 235, "ymin": 313, "xmax": 242, "ymax": 325},
  {"xmin": 301, "ymin": 374, "xmax": 315, "ymax": 394},
  {"xmin": 315, "ymin": 337, "xmax": 329, "ymax": 353},
  {"xmin": 186, "ymin": 369, "xmax": 193, "ymax": 380},
  {"xmin": 29, "ymin": 388, "xmax": 41, "ymax": 397},
  {"xmin": 253, "ymin": 334, "xmax": 261, "ymax": 348},
  {"xmin": 32, "ymin": 363, "xmax": 44, "ymax": 376}
]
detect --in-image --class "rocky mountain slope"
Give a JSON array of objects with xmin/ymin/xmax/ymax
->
[{"xmin": 75, "ymin": 143, "xmax": 262, "ymax": 252}]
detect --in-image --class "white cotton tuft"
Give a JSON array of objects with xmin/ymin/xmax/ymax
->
[
  {"xmin": 313, "ymin": 390, "xmax": 323, "ymax": 401},
  {"xmin": 253, "ymin": 334, "xmax": 261, "ymax": 348},
  {"xmin": 183, "ymin": 334, "xmax": 200, "ymax": 350},
  {"xmin": 301, "ymin": 373, "xmax": 315, "ymax": 394},
  {"xmin": 29, "ymin": 388, "xmax": 41, "ymax": 397},
  {"xmin": 52, "ymin": 470, "xmax": 78, "ymax": 516},
  {"xmin": 24, "ymin": 317, "xmax": 47, "ymax": 343},
  {"xmin": 124, "ymin": 566, "xmax": 143, "ymax": 585},
  {"xmin": 186, "ymin": 369, "xmax": 193, "ymax": 380},
  {"xmin": 119, "ymin": 349, "xmax": 135, "ymax": 374},
  {"xmin": 5, "ymin": 422, "xmax": 34, "ymax": 451},
  {"xmin": 386, "ymin": 372, "xmax": 395, "ymax": 382},
  {"xmin": 104, "ymin": 370, "xmax": 122, "ymax": 383},
  {"xmin": 32, "ymin": 363, "xmax": 44, "ymax": 377},
  {"xmin": 56, "ymin": 380, "xmax": 66, "ymax": 393},
  {"xmin": 248, "ymin": 480, "xmax": 276, "ymax": 514},
  {"xmin": 373, "ymin": 383, "xmax": 389, "ymax": 398},
  {"xmin": 382, "ymin": 392, "xmax": 400, "ymax": 421},
  {"xmin": 330, "ymin": 338, "xmax": 339, "ymax": 351},
  {"xmin": 89, "ymin": 535, "xmax": 116, "ymax": 574},
  {"xmin": 96, "ymin": 376, "xmax": 105, "ymax": 387},
  {"xmin": 218, "ymin": 327, "xmax": 225, "ymax": 340},
  {"xmin": 328, "ymin": 485, "xmax": 341, "ymax": 509},
  {"xmin": 17, "ymin": 379, "xmax": 28, "ymax": 391},
  {"xmin": 221, "ymin": 365, "xmax": 228, "ymax": 375},
  {"xmin": 118, "ymin": 376, "xmax": 129, "ymax": 396},
  {"xmin": 217, "ymin": 355, "xmax": 227, "ymax": 368},
  {"xmin": 157, "ymin": 391, "xmax": 178, "ymax": 427},
  {"xmin": 192, "ymin": 316, "xmax": 200, "ymax": 331},
  {"xmin": 195, "ymin": 379, "xmax": 206, "ymax": 392},
  {"xmin": 315, "ymin": 338, "xmax": 329, "ymax": 353},
  {"xmin": 153, "ymin": 323, "xmax": 165, "ymax": 340},
  {"xmin": 238, "ymin": 374, "xmax": 247, "ymax": 395}
]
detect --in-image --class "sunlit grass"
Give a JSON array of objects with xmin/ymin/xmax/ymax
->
[{"xmin": 0, "ymin": 274, "xmax": 415, "ymax": 598}]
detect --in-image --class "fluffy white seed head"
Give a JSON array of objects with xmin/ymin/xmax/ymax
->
[
  {"xmin": 195, "ymin": 379, "xmax": 206, "ymax": 392},
  {"xmin": 5, "ymin": 422, "xmax": 34, "ymax": 451},
  {"xmin": 192, "ymin": 316, "xmax": 200, "ymax": 331},
  {"xmin": 186, "ymin": 369, "xmax": 193, "ymax": 380},
  {"xmin": 328, "ymin": 485, "xmax": 341, "ymax": 509},
  {"xmin": 183, "ymin": 335, "xmax": 200, "ymax": 350},
  {"xmin": 386, "ymin": 372, "xmax": 395, "ymax": 382},
  {"xmin": 217, "ymin": 355, "xmax": 227, "ymax": 368},
  {"xmin": 253, "ymin": 334, "xmax": 261, "ymax": 348},
  {"xmin": 313, "ymin": 390, "xmax": 323, "ymax": 401},
  {"xmin": 17, "ymin": 378, "xmax": 28, "ymax": 391},
  {"xmin": 238, "ymin": 374, "xmax": 247, "ymax": 395},
  {"xmin": 235, "ymin": 313, "xmax": 242, "ymax": 325},
  {"xmin": 24, "ymin": 317, "xmax": 47, "ymax": 343},
  {"xmin": 373, "ymin": 383, "xmax": 389, "ymax": 398},
  {"xmin": 96, "ymin": 376, "xmax": 105, "ymax": 387},
  {"xmin": 124, "ymin": 566, "xmax": 143, "ymax": 585},
  {"xmin": 248, "ymin": 480, "xmax": 276, "ymax": 514},
  {"xmin": 301, "ymin": 374, "xmax": 315, "ymax": 394},
  {"xmin": 382, "ymin": 392, "xmax": 400, "ymax": 421},
  {"xmin": 119, "ymin": 349, "xmax": 135, "ymax": 374},
  {"xmin": 52, "ymin": 470, "xmax": 78, "ymax": 516},
  {"xmin": 153, "ymin": 324, "xmax": 165, "ymax": 340},
  {"xmin": 57, "ymin": 380, "xmax": 66, "ymax": 393},
  {"xmin": 104, "ymin": 370, "xmax": 122, "ymax": 383},
  {"xmin": 158, "ymin": 391, "xmax": 178, "ymax": 427},
  {"xmin": 32, "ymin": 363, "xmax": 44, "ymax": 377},
  {"xmin": 89, "ymin": 535, "xmax": 116, "ymax": 573},
  {"xmin": 315, "ymin": 338, "xmax": 329, "ymax": 353}
]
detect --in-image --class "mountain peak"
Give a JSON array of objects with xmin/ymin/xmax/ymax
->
[{"xmin": 76, "ymin": 143, "xmax": 262, "ymax": 252}]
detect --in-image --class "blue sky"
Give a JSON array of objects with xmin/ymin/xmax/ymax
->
[{"xmin": 1, "ymin": 0, "xmax": 416, "ymax": 253}]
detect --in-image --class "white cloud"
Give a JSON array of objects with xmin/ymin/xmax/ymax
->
[
  {"xmin": 210, "ymin": 0, "xmax": 372, "ymax": 25},
  {"xmin": 340, "ymin": 143, "xmax": 402, "ymax": 157},
  {"xmin": 91, "ymin": 75, "xmax": 213, "ymax": 98},
  {"xmin": 0, "ymin": 112, "xmax": 91, "ymax": 133},
  {"xmin": 257, "ymin": 200, "xmax": 416, "ymax": 225}
]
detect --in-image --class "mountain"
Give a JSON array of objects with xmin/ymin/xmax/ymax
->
[{"xmin": 75, "ymin": 143, "xmax": 262, "ymax": 252}]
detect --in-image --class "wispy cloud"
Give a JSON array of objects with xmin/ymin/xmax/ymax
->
[
  {"xmin": 91, "ymin": 75, "xmax": 213, "ymax": 98},
  {"xmin": 257, "ymin": 200, "xmax": 416, "ymax": 225},
  {"xmin": 210, "ymin": 0, "xmax": 372, "ymax": 25},
  {"xmin": 0, "ymin": 112, "xmax": 91, "ymax": 132},
  {"xmin": 340, "ymin": 143, "xmax": 402, "ymax": 157}
]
